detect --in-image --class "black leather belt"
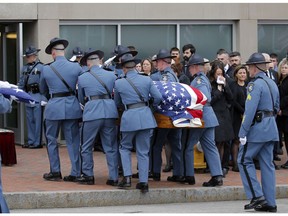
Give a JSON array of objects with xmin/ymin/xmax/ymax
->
[
  {"xmin": 261, "ymin": 111, "xmax": 274, "ymax": 117},
  {"xmin": 125, "ymin": 102, "xmax": 148, "ymax": 110},
  {"xmin": 51, "ymin": 92, "xmax": 75, "ymax": 98},
  {"xmin": 89, "ymin": 94, "xmax": 111, "ymax": 100}
]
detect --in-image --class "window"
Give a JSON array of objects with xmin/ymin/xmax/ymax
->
[
  {"xmin": 60, "ymin": 25, "xmax": 117, "ymax": 59},
  {"xmin": 180, "ymin": 24, "xmax": 233, "ymax": 61},
  {"xmin": 121, "ymin": 25, "xmax": 176, "ymax": 59},
  {"xmin": 258, "ymin": 24, "xmax": 288, "ymax": 60}
]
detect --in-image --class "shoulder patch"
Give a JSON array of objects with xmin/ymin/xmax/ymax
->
[
  {"xmin": 196, "ymin": 77, "xmax": 202, "ymax": 84},
  {"xmin": 247, "ymin": 83, "xmax": 254, "ymax": 93}
]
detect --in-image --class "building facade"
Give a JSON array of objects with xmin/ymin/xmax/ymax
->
[{"xmin": 0, "ymin": 3, "xmax": 287, "ymax": 144}]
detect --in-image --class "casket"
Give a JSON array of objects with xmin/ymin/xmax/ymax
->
[{"xmin": 0, "ymin": 128, "xmax": 17, "ymax": 165}]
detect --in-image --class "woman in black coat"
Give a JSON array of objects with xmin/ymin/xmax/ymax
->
[
  {"xmin": 276, "ymin": 58, "xmax": 288, "ymax": 169},
  {"xmin": 229, "ymin": 65, "xmax": 248, "ymax": 172},
  {"xmin": 209, "ymin": 60, "xmax": 234, "ymax": 176}
]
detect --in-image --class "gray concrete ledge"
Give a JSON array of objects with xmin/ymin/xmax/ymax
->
[{"xmin": 5, "ymin": 185, "xmax": 288, "ymax": 210}]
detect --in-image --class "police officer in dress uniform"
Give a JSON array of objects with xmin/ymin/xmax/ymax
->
[
  {"xmin": 150, "ymin": 49, "xmax": 184, "ymax": 182},
  {"xmin": 114, "ymin": 53, "xmax": 162, "ymax": 193},
  {"xmin": 76, "ymin": 49, "xmax": 119, "ymax": 185},
  {"xmin": 18, "ymin": 46, "xmax": 47, "ymax": 149},
  {"xmin": 0, "ymin": 92, "xmax": 11, "ymax": 213},
  {"xmin": 40, "ymin": 37, "xmax": 82, "ymax": 182},
  {"xmin": 71, "ymin": 46, "xmax": 84, "ymax": 63},
  {"xmin": 238, "ymin": 53, "xmax": 279, "ymax": 212},
  {"xmin": 183, "ymin": 54, "xmax": 223, "ymax": 186}
]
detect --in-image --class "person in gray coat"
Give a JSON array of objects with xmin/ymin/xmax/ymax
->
[
  {"xmin": 40, "ymin": 37, "xmax": 83, "ymax": 182},
  {"xmin": 114, "ymin": 53, "xmax": 162, "ymax": 193}
]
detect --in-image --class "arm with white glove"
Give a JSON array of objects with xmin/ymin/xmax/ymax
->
[{"xmin": 239, "ymin": 136, "xmax": 247, "ymax": 146}]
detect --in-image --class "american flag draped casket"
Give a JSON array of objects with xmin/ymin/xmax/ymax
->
[{"xmin": 153, "ymin": 81, "xmax": 207, "ymax": 128}]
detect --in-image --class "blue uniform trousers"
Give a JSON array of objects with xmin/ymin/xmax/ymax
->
[
  {"xmin": 26, "ymin": 105, "xmax": 43, "ymax": 146},
  {"xmin": 237, "ymin": 141, "xmax": 276, "ymax": 206},
  {"xmin": 151, "ymin": 128, "xmax": 182, "ymax": 176},
  {"xmin": 0, "ymin": 157, "xmax": 9, "ymax": 213},
  {"xmin": 120, "ymin": 129, "xmax": 151, "ymax": 183},
  {"xmin": 45, "ymin": 119, "xmax": 80, "ymax": 176},
  {"xmin": 80, "ymin": 119, "xmax": 118, "ymax": 180},
  {"xmin": 185, "ymin": 127, "xmax": 222, "ymax": 177}
]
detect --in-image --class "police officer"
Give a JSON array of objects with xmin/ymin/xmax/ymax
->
[
  {"xmin": 114, "ymin": 53, "xmax": 162, "ymax": 193},
  {"xmin": 150, "ymin": 49, "xmax": 183, "ymax": 182},
  {"xmin": 238, "ymin": 53, "xmax": 279, "ymax": 212},
  {"xmin": 70, "ymin": 46, "xmax": 84, "ymax": 63},
  {"xmin": 18, "ymin": 46, "xmax": 47, "ymax": 149},
  {"xmin": 0, "ymin": 92, "xmax": 11, "ymax": 213},
  {"xmin": 77, "ymin": 49, "xmax": 119, "ymax": 185},
  {"xmin": 40, "ymin": 37, "xmax": 82, "ymax": 182},
  {"xmin": 182, "ymin": 53, "xmax": 223, "ymax": 186}
]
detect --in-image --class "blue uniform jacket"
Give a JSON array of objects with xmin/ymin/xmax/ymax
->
[
  {"xmin": 190, "ymin": 72, "xmax": 219, "ymax": 128},
  {"xmin": 239, "ymin": 72, "xmax": 279, "ymax": 142},
  {"xmin": 78, "ymin": 65, "xmax": 118, "ymax": 121},
  {"xmin": 18, "ymin": 60, "xmax": 47, "ymax": 107},
  {"xmin": 40, "ymin": 56, "xmax": 82, "ymax": 120},
  {"xmin": 150, "ymin": 66, "xmax": 179, "ymax": 82},
  {"xmin": 0, "ymin": 94, "xmax": 11, "ymax": 114},
  {"xmin": 114, "ymin": 70, "xmax": 162, "ymax": 132}
]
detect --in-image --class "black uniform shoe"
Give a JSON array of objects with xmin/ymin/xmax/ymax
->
[
  {"xmin": 136, "ymin": 182, "xmax": 149, "ymax": 193},
  {"xmin": 202, "ymin": 176, "xmax": 223, "ymax": 187},
  {"xmin": 232, "ymin": 165, "xmax": 239, "ymax": 172},
  {"xmin": 77, "ymin": 175, "xmax": 95, "ymax": 185},
  {"xmin": 118, "ymin": 176, "xmax": 131, "ymax": 188},
  {"xmin": 244, "ymin": 196, "xmax": 267, "ymax": 210},
  {"xmin": 132, "ymin": 172, "xmax": 139, "ymax": 179},
  {"xmin": 180, "ymin": 176, "xmax": 196, "ymax": 185},
  {"xmin": 254, "ymin": 203, "xmax": 277, "ymax": 212},
  {"xmin": 63, "ymin": 175, "xmax": 78, "ymax": 182},
  {"xmin": 22, "ymin": 144, "xmax": 30, "ymax": 148},
  {"xmin": 29, "ymin": 145, "xmax": 43, "ymax": 149},
  {"xmin": 167, "ymin": 175, "xmax": 184, "ymax": 182},
  {"xmin": 152, "ymin": 173, "xmax": 161, "ymax": 181},
  {"xmin": 148, "ymin": 172, "xmax": 154, "ymax": 179},
  {"xmin": 43, "ymin": 172, "xmax": 62, "ymax": 181},
  {"xmin": 106, "ymin": 179, "xmax": 118, "ymax": 186}
]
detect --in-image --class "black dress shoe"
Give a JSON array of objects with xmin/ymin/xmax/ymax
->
[
  {"xmin": 43, "ymin": 172, "xmax": 62, "ymax": 181},
  {"xmin": 28, "ymin": 145, "xmax": 43, "ymax": 149},
  {"xmin": 148, "ymin": 172, "xmax": 154, "ymax": 179},
  {"xmin": 167, "ymin": 175, "xmax": 184, "ymax": 182},
  {"xmin": 232, "ymin": 165, "xmax": 239, "ymax": 172},
  {"xmin": 132, "ymin": 172, "xmax": 139, "ymax": 179},
  {"xmin": 244, "ymin": 196, "xmax": 267, "ymax": 210},
  {"xmin": 77, "ymin": 175, "xmax": 95, "ymax": 185},
  {"xmin": 152, "ymin": 173, "xmax": 161, "ymax": 181},
  {"xmin": 281, "ymin": 161, "xmax": 288, "ymax": 169},
  {"xmin": 63, "ymin": 175, "xmax": 78, "ymax": 182},
  {"xmin": 273, "ymin": 155, "xmax": 281, "ymax": 161},
  {"xmin": 106, "ymin": 179, "xmax": 118, "ymax": 186},
  {"xmin": 136, "ymin": 182, "xmax": 149, "ymax": 193},
  {"xmin": 118, "ymin": 176, "xmax": 131, "ymax": 188},
  {"xmin": 162, "ymin": 165, "xmax": 172, "ymax": 172},
  {"xmin": 254, "ymin": 203, "xmax": 277, "ymax": 212},
  {"xmin": 202, "ymin": 176, "xmax": 223, "ymax": 187},
  {"xmin": 180, "ymin": 176, "xmax": 196, "ymax": 185},
  {"xmin": 222, "ymin": 168, "xmax": 229, "ymax": 178},
  {"xmin": 22, "ymin": 144, "xmax": 30, "ymax": 148}
]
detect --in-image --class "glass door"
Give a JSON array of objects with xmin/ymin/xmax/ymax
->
[{"xmin": 1, "ymin": 23, "xmax": 24, "ymax": 144}]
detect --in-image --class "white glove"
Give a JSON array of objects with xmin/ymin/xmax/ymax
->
[
  {"xmin": 40, "ymin": 101, "xmax": 47, "ymax": 106},
  {"xmin": 70, "ymin": 55, "xmax": 77, "ymax": 62},
  {"xmin": 80, "ymin": 103, "xmax": 85, "ymax": 110},
  {"xmin": 0, "ymin": 81, "xmax": 11, "ymax": 88},
  {"xmin": 239, "ymin": 136, "xmax": 247, "ymax": 146}
]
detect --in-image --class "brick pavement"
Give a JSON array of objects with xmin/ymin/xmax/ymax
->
[{"xmin": 2, "ymin": 145, "xmax": 288, "ymax": 193}]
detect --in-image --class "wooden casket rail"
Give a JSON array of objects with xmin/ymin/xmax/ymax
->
[{"xmin": 154, "ymin": 112, "xmax": 204, "ymax": 128}]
